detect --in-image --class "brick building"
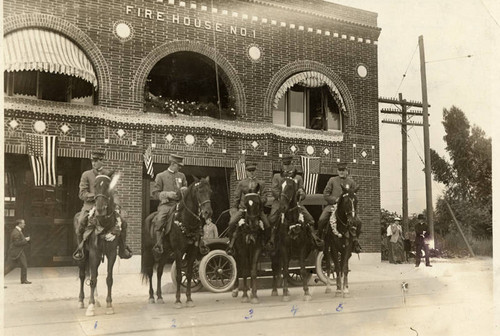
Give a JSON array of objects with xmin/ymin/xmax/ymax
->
[{"xmin": 3, "ymin": 0, "xmax": 381, "ymax": 266}]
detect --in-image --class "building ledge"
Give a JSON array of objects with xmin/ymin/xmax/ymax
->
[{"xmin": 4, "ymin": 97, "xmax": 344, "ymax": 145}]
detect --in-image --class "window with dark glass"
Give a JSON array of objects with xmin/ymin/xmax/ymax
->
[{"xmin": 144, "ymin": 51, "xmax": 235, "ymax": 120}]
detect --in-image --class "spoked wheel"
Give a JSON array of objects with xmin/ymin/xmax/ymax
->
[
  {"xmin": 199, "ymin": 250, "xmax": 237, "ymax": 293},
  {"xmin": 287, "ymin": 270, "xmax": 312, "ymax": 286},
  {"xmin": 315, "ymin": 251, "xmax": 335, "ymax": 285},
  {"xmin": 171, "ymin": 258, "xmax": 203, "ymax": 293}
]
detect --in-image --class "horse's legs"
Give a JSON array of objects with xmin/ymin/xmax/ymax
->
[
  {"xmin": 174, "ymin": 251, "xmax": 183, "ymax": 308},
  {"xmin": 185, "ymin": 247, "xmax": 195, "ymax": 308},
  {"xmin": 281, "ymin": 244, "xmax": 290, "ymax": 301},
  {"xmin": 250, "ymin": 247, "xmax": 260, "ymax": 304},
  {"xmin": 324, "ymin": 244, "xmax": 332, "ymax": 294},
  {"xmin": 148, "ymin": 270, "xmax": 155, "ymax": 303},
  {"xmin": 86, "ymin": 246, "xmax": 98, "ymax": 316},
  {"xmin": 241, "ymin": 275, "xmax": 249, "ymax": 303},
  {"xmin": 332, "ymin": 249, "xmax": 342, "ymax": 296},
  {"xmin": 301, "ymin": 247, "xmax": 311, "ymax": 300},
  {"xmin": 105, "ymin": 245, "xmax": 117, "ymax": 315},
  {"xmin": 78, "ymin": 262, "xmax": 85, "ymax": 308},
  {"xmin": 232, "ymin": 277, "xmax": 239, "ymax": 298},
  {"xmin": 156, "ymin": 260, "xmax": 165, "ymax": 304},
  {"xmin": 270, "ymin": 252, "xmax": 280, "ymax": 297}
]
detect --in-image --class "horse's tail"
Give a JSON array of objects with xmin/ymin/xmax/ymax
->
[{"xmin": 141, "ymin": 212, "xmax": 158, "ymax": 283}]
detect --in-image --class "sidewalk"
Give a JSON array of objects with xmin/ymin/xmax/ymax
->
[{"xmin": 3, "ymin": 254, "xmax": 493, "ymax": 304}]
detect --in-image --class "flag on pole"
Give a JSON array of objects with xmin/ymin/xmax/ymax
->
[
  {"xmin": 26, "ymin": 133, "xmax": 57, "ymax": 186},
  {"xmin": 143, "ymin": 145, "xmax": 155, "ymax": 178},
  {"xmin": 301, "ymin": 156, "xmax": 320, "ymax": 194},
  {"xmin": 235, "ymin": 156, "xmax": 247, "ymax": 181}
]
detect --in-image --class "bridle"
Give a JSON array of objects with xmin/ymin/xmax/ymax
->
[
  {"xmin": 181, "ymin": 181, "xmax": 211, "ymax": 222},
  {"xmin": 280, "ymin": 178, "xmax": 300, "ymax": 214},
  {"xmin": 336, "ymin": 192, "xmax": 357, "ymax": 234}
]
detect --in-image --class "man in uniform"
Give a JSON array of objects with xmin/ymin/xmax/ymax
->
[
  {"xmin": 268, "ymin": 155, "xmax": 323, "ymax": 249},
  {"xmin": 226, "ymin": 163, "xmax": 270, "ymax": 255},
  {"xmin": 74, "ymin": 152, "xmax": 132, "ymax": 260},
  {"xmin": 318, "ymin": 162, "xmax": 361, "ymax": 253},
  {"xmin": 152, "ymin": 154, "xmax": 188, "ymax": 254},
  {"xmin": 415, "ymin": 214, "xmax": 432, "ymax": 267}
]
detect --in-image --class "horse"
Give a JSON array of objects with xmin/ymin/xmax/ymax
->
[
  {"xmin": 141, "ymin": 176, "xmax": 212, "ymax": 308},
  {"xmin": 231, "ymin": 193, "xmax": 266, "ymax": 304},
  {"xmin": 270, "ymin": 177, "xmax": 314, "ymax": 302},
  {"xmin": 74, "ymin": 170, "xmax": 121, "ymax": 316},
  {"xmin": 323, "ymin": 184, "xmax": 361, "ymax": 297}
]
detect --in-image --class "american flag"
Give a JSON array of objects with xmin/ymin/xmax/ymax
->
[
  {"xmin": 301, "ymin": 156, "xmax": 320, "ymax": 194},
  {"xmin": 235, "ymin": 156, "xmax": 246, "ymax": 181},
  {"xmin": 143, "ymin": 145, "xmax": 155, "ymax": 178},
  {"xmin": 26, "ymin": 133, "xmax": 57, "ymax": 186}
]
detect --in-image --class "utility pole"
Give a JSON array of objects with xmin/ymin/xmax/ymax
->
[
  {"xmin": 419, "ymin": 35, "xmax": 434, "ymax": 244},
  {"xmin": 379, "ymin": 95, "xmax": 426, "ymax": 235}
]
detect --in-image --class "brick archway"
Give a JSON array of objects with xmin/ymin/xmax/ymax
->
[
  {"xmin": 3, "ymin": 13, "xmax": 111, "ymax": 102},
  {"xmin": 132, "ymin": 40, "xmax": 246, "ymax": 116},
  {"xmin": 264, "ymin": 60, "xmax": 356, "ymax": 126}
]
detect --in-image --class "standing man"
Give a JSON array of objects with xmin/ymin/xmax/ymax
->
[
  {"xmin": 73, "ymin": 151, "xmax": 132, "ymax": 260},
  {"xmin": 268, "ymin": 155, "xmax": 323, "ymax": 249},
  {"xmin": 415, "ymin": 214, "xmax": 432, "ymax": 267},
  {"xmin": 318, "ymin": 162, "xmax": 361, "ymax": 252},
  {"xmin": 152, "ymin": 154, "xmax": 188, "ymax": 254},
  {"xmin": 390, "ymin": 217, "xmax": 404, "ymax": 264},
  {"xmin": 4, "ymin": 219, "xmax": 31, "ymax": 284},
  {"xmin": 226, "ymin": 163, "xmax": 270, "ymax": 255}
]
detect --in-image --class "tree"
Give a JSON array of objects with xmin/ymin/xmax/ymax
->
[{"xmin": 431, "ymin": 106, "xmax": 492, "ymax": 237}]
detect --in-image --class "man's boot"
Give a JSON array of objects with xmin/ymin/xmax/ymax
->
[
  {"xmin": 153, "ymin": 230, "xmax": 164, "ymax": 256},
  {"xmin": 266, "ymin": 225, "xmax": 276, "ymax": 251},
  {"xmin": 118, "ymin": 226, "xmax": 133, "ymax": 259},
  {"xmin": 72, "ymin": 231, "xmax": 85, "ymax": 261},
  {"xmin": 226, "ymin": 226, "xmax": 238, "ymax": 256},
  {"xmin": 308, "ymin": 224, "xmax": 324, "ymax": 250},
  {"xmin": 353, "ymin": 237, "xmax": 362, "ymax": 254}
]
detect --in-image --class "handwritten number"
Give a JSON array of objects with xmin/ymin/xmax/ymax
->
[
  {"xmin": 245, "ymin": 309, "xmax": 254, "ymax": 320},
  {"xmin": 171, "ymin": 319, "xmax": 176, "ymax": 328},
  {"xmin": 94, "ymin": 321, "xmax": 98, "ymax": 329},
  {"xmin": 336, "ymin": 303, "xmax": 344, "ymax": 312},
  {"xmin": 291, "ymin": 305, "xmax": 298, "ymax": 316}
]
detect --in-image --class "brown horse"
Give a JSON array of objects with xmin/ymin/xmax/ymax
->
[
  {"xmin": 231, "ymin": 193, "xmax": 266, "ymax": 304},
  {"xmin": 141, "ymin": 177, "xmax": 212, "ymax": 308},
  {"xmin": 271, "ymin": 177, "xmax": 314, "ymax": 302},
  {"xmin": 74, "ymin": 170, "xmax": 121, "ymax": 316},
  {"xmin": 323, "ymin": 185, "xmax": 361, "ymax": 297}
]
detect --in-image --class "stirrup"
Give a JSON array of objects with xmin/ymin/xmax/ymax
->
[{"xmin": 72, "ymin": 249, "xmax": 84, "ymax": 261}]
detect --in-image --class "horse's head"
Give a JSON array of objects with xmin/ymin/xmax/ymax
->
[
  {"xmin": 337, "ymin": 184, "xmax": 360, "ymax": 236},
  {"xmin": 279, "ymin": 177, "xmax": 298, "ymax": 214},
  {"xmin": 94, "ymin": 169, "xmax": 119, "ymax": 217},
  {"xmin": 191, "ymin": 176, "xmax": 213, "ymax": 220},
  {"xmin": 243, "ymin": 193, "xmax": 262, "ymax": 229}
]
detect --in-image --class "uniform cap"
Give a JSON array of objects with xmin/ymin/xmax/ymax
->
[
  {"xmin": 246, "ymin": 163, "xmax": 257, "ymax": 171},
  {"xmin": 169, "ymin": 154, "xmax": 184, "ymax": 166},
  {"xmin": 281, "ymin": 155, "xmax": 294, "ymax": 165},
  {"xmin": 91, "ymin": 152, "xmax": 105, "ymax": 160},
  {"xmin": 337, "ymin": 162, "xmax": 348, "ymax": 170},
  {"xmin": 417, "ymin": 214, "xmax": 425, "ymax": 220}
]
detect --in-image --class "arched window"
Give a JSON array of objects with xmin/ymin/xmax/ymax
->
[
  {"xmin": 144, "ymin": 52, "xmax": 235, "ymax": 119},
  {"xmin": 3, "ymin": 29, "xmax": 97, "ymax": 105},
  {"xmin": 272, "ymin": 71, "xmax": 345, "ymax": 131}
]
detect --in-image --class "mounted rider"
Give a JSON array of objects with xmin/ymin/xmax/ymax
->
[
  {"xmin": 268, "ymin": 155, "xmax": 323, "ymax": 249},
  {"xmin": 318, "ymin": 161, "xmax": 361, "ymax": 253},
  {"xmin": 152, "ymin": 154, "xmax": 188, "ymax": 254},
  {"xmin": 73, "ymin": 151, "xmax": 132, "ymax": 261},
  {"xmin": 226, "ymin": 163, "xmax": 270, "ymax": 255}
]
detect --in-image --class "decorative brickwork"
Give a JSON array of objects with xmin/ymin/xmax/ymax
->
[
  {"xmin": 3, "ymin": 13, "xmax": 112, "ymax": 102},
  {"xmin": 132, "ymin": 40, "xmax": 247, "ymax": 117}
]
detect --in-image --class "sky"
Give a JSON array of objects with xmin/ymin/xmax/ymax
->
[{"xmin": 330, "ymin": 0, "xmax": 499, "ymax": 215}]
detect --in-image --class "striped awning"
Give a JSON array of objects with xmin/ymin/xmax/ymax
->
[
  {"xmin": 273, "ymin": 71, "xmax": 346, "ymax": 113},
  {"xmin": 3, "ymin": 29, "xmax": 98, "ymax": 88}
]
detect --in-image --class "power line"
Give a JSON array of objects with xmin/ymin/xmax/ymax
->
[
  {"xmin": 479, "ymin": 0, "xmax": 500, "ymax": 28},
  {"xmin": 426, "ymin": 55, "xmax": 473, "ymax": 64},
  {"xmin": 394, "ymin": 43, "xmax": 419, "ymax": 96}
]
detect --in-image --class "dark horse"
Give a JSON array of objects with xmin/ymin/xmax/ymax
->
[
  {"xmin": 74, "ymin": 170, "xmax": 121, "ymax": 316},
  {"xmin": 231, "ymin": 193, "xmax": 266, "ymax": 304},
  {"xmin": 141, "ymin": 177, "xmax": 212, "ymax": 308},
  {"xmin": 323, "ymin": 185, "xmax": 361, "ymax": 297},
  {"xmin": 271, "ymin": 177, "xmax": 314, "ymax": 301}
]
